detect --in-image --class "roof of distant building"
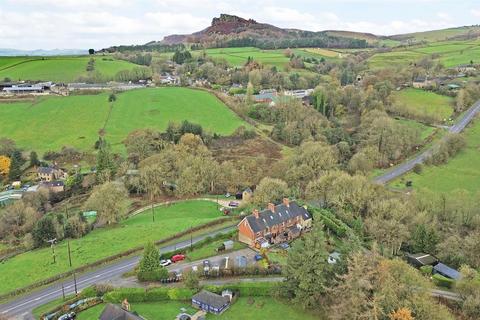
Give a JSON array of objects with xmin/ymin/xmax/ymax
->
[
  {"xmin": 99, "ymin": 303, "xmax": 143, "ymax": 320},
  {"xmin": 192, "ymin": 290, "xmax": 230, "ymax": 309},
  {"xmin": 434, "ymin": 263, "xmax": 461, "ymax": 280}
]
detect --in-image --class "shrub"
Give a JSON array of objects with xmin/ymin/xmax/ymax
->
[
  {"xmin": 432, "ymin": 273, "xmax": 455, "ymax": 288},
  {"xmin": 137, "ymin": 268, "xmax": 169, "ymax": 282},
  {"xmin": 413, "ymin": 163, "xmax": 423, "ymax": 174},
  {"xmin": 420, "ymin": 265, "xmax": 433, "ymax": 276},
  {"xmin": 103, "ymin": 287, "xmax": 195, "ymax": 303},
  {"xmin": 204, "ymin": 282, "xmax": 277, "ymax": 296}
]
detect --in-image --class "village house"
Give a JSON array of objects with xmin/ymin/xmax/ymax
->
[
  {"xmin": 191, "ymin": 290, "xmax": 233, "ymax": 315},
  {"xmin": 37, "ymin": 166, "xmax": 67, "ymax": 182},
  {"xmin": 238, "ymin": 198, "xmax": 312, "ymax": 248},
  {"xmin": 412, "ymin": 76, "xmax": 435, "ymax": 89}
]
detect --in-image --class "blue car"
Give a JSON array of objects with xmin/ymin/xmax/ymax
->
[{"xmin": 254, "ymin": 254, "xmax": 263, "ymax": 261}]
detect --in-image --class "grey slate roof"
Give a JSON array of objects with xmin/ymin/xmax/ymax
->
[
  {"xmin": 99, "ymin": 304, "xmax": 143, "ymax": 320},
  {"xmin": 434, "ymin": 263, "xmax": 460, "ymax": 280},
  {"xmin": 407, "ymin": 253, "xmax": 438, "ymax": 266},
  {"xmin": 192, "ymin": 290, "xmax": 229, "ymax": 309},
  {"xmin": 38, "ymin": 167, "xmax": 55, "ymax": 174},
  {"xmin": 245, "ymin": 201, "xmax": 311, "ymax": 233}
]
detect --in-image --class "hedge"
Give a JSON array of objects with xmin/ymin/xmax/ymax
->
[
  {"xmin": 203, "ymin": 282, "xmax": 279, "ymax": 297},
  {"xmin": 103, "ymin": 287, "xmax": 196, "ymax": 303},
  {"xmin": 432, "ymin": 273, "xmax": 455, "ymax": 288},
  {"xmin": 313, "ymin": 209, "xmax": 348, "ymax": 237},
  {"xmin": 137, "ymin": 268, "xmax": 169, "ymax": 282}
]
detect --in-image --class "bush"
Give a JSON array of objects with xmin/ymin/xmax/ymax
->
[
  {"xmin": 103, "ymin": 287, "xmax": 195, "ymax": 303},
  {"xmin": 432, "ymin": 273, "xmax": 455, "ymax": 288},
  {"xmin": 137, "ymin": 268, "xmax": 169, "ymax": 282},
  {"xmin": 420, "ymin": 265, "xmax": 433, "ymax": 276},
  {"xmin": 204, "ymin": 282, "xmax": 277, "ymax": 297},
  {"xmin": 413, "ymin": 163, "xmax": 423, "ymax": 174}
]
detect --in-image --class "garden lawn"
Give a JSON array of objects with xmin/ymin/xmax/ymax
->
[
  {"xmin": 0, "ymin": 87, "xmax": 247, "ymax": 153},
  {"xmin": 393, "ymin": 89, "xmax": 454, "ymax": 123},
  {"xmin": 207, "ymin": 297, "xmax": 322, "ymax": 320},
  {"xmin": 76, "ymin": 304, "xmax": 106, "ymax": 320},
  {"xmin": 0, "ymin": 56, "xmax": 139, "ymax": 82},
  {"xmin": 0, "ymin": 200, "xmax": 223, "ymax": 296},
  {"xmin": 389, "ymin": 119, "xmax": 480, "ymax": 193}
]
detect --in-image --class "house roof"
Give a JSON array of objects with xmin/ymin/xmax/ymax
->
[
  {"xmin": 253, "ymin": 92, "xmax": 276, "ymax": 101},
  {"xmin": 407, "ymin": 253, "xmax": 438, "ymax": 266},
  {"xmin": 99, "ymin": 303, "xmax": 143, "ymax": 320},
  {"xmin": 38, "ymin": 167, "xmax": 55, "ymax": 174},
  {"xmin": 434, "ymin": 263, "xmax": 460, "ymax": 280},
  {"xmin": 192, "ymin": 290, "xmax": 229, "ymax": 309},
  {"xmin": 244, "ymin": 201, "xmax": 311, "ymax": 234}
]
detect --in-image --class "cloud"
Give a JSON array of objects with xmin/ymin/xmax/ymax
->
[{"xmin": 471, "ymin": 9, "xmax": 480, "ymax": 17}]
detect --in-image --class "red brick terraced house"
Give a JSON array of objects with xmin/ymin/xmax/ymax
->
[{"xmin": 238, "ymin": 198, "xmax": 312, "ymax": 248}]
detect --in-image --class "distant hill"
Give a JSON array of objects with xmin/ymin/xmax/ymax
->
[
  {"xmin": 389, "ymin": 25, "xmax": 480, "ymax": 43},
  {"xmin": 145, "ymin": 14, "xmax": 370, "ymax": 50},
  {"xmin": 0, "ymin": 48, "xmax": 87, "ymax": 56}
]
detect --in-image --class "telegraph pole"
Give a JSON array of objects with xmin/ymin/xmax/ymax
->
[
  {"xmin": 67, "ymin": 240, "xmax": 78, "ymax": 295},
  {"xmin": 46, "ymin": 238, "xmax": 57, "ymax": 264}
]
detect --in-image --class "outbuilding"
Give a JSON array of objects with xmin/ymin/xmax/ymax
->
[
  {"xmin": 406, "ymin": 253, "xmax": 438, "ymax": 268},
  {"xmin": 433, "ymin": 263, "xmax": 461, "ymax": 280},
  {"xmin": 192, "ymin": 290, "xmax": 231, "ymax": 314}
]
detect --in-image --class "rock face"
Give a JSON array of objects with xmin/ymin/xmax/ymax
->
[{"xmin": 160, "ymin": 14, "xmax": 290, "ymax": 45}]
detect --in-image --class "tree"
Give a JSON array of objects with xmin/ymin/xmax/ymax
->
[
  {"xmin": 0, "ymin": 155, "xmax": 11, "ymax": 177},
  {"xmin": 8, "ymin": 150, "xmax": 24, "ymax": 180},
  {"xmin": 456, "ymin": 265, "xmax": 480, "ymax": 319},
  {"xmin": 389, "ymin": 307, "xmax": 414, "ymax": 320},
  {"xmin": 281, "ymin": 222, "xmax": 330, "ymax": 309},
  {"xmin": 88, "ymin": 48, "xmax": 95, "ymax": 55},
  {"xmin": 32, "ymin": 215, "xmax": 57, "ymax": 248},
  {"xmin": 137, "ymin": 241, "xmax": 168, "ymax": 281},
  {"xmin": 96, "ymin": 138, "xmax": 116, "ymax": 181},
  {"xmin": 84, "ymin": 181, "xmax": 128, "ymax": 225},
  {"xmin": 184, "ymin": 270, "xmax": 200, "ymax": 290},
  {"xmin": 0, "ymin": 137, "xmax": 16, "ymax": 156},
  {"xmin": 140, "ymin": 164, "xmax": 166, "ymax": 222},
  {"xmin": 29, "ymin": 151, "xmax": 40, "ymax": 168},
  {"xmin": 253, "ymin": 177, "xmax": 289, "ymax": 206},
  {"xmin": 410, "ymin": 224, "xmax": 438, "ymax": 254}
]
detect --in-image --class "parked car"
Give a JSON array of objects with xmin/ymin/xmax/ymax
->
[
  {"xmin": 192, "ymin": 265, "xmax": 198, "ymax": 272},
  {"xmin": 225, "ymin": 192, "xmax": 231, "ymax": 198},
  {"xmin": 254, "ymin": 254, "xmax": 263, "ymax": 261},
  {"xmin": 228, "ymin": 201, "xmax": 239, "ymax": 207},
  {"xmin": 160, "ymin": 259, "xmax": 172, "ymax": 267},
  {"xmin": 279, "ymin": 243, "xmax": 290, "ymax": 250},
  {"xmin": 171, "ymin": 254, "xmax": 186, "ymax": 263},
  {"xmin": 58, "ymin": 312, "xmax": 76, "ymax": 320},
  {"xmin": 203, "ymin": 260, "xmax": 211, "ymax": 273}
]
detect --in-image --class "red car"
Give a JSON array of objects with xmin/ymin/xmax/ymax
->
[{"xmin": 171, "ymin": 254, "xmax": 186, "ymax": 263}]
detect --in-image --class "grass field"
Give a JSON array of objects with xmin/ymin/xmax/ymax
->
[
  {"xmin": 395, "ymin": 118, "xmax": 436, "ymax": 141},
  {"xmin": 389, "ymin": 119, "xmax": 480, "ymax": 193},
  {"xmin": 392, "ymin": 26, "xmax": 480, "ymax": 43},
  {"xmin": 185, "ymin": 239, "xmax": 246, "ymax": 262},
  {"xmin": 72, "ymin": 297, "xmax": 320, "ymax": 320},
  {"xmin": 0, "ymin": 56, "xmax": 139, "ymax": 82},
  {"xmin": 0, "ymin": 87, "xmax": 247, "ymax": 153},
  {"xmin": 392, "ymin": 88, "xmax": 454, "ymax": 123},
  {"xmin": 197, "ymin": 47, "xmax": 340, "ymax": 69},
  {"xmin": 0, "ymin": 200, "xmax": 223, "ymax": 296},
  {"xmin": 369, "ymin": 39, "xmax": 480, "ymax": 69}
]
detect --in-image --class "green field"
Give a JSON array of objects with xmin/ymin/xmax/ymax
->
[
  {"xmin": 395, "ymin": 118, "xmax": 436, "ymax": 141},
  {"xmin": 197, "ymin": 47, "xmax": 339, "ymax": 69},
  {"xmin": 185, "ymin": 239, "xmax": 246, "ymax": 262},
  {"xmin": 0, "ymin": 87, "xmax": 247, "ymax": 153},
  {"xmin": 0, "ymin": 200, "xmax": 223, "ymax": 296},
  {"xmin": 389, "ymin": 119, "xmax": 480, "ymax": 193},
  {"xmin": 72, "ymin": 297, "xmax": 320, "ymax": 320},
  {"xmin": 0, "ymin": 56, "xmax": 140, "ymax": 82},
  {"xmin": 392, "ymin": 89, "xmax": 454, "ymax": 123},
  {"xmin": 369, "ymin": 39, "xmax": 480, "ymax": 69},
  {"xmin": 392, "ymin": 26, "xmax": 480, "ymax": 43}
]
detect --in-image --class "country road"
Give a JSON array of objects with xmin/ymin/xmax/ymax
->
[
  {"xmin": 0, "ymin": 225, "xmax": 236, "ymax": 320},
  {"xmin": 374, "ymin": 99, "xmax": 480, "ymax": 184}
]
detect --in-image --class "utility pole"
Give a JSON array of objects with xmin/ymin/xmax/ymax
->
[
  {"xmin": 61, "ymin": 282, "xmax": 65, "ymax": 300},
  {"xmin": 190, "ymin": 225, "xmax": 193, "ymax": 251},
  {"xmin": 67, "ymin": 240, "xmax": 78, "ymax": 295},
  {"xmin": 46, "ymin": 238, "xmax": 57, "ymax": 264}
]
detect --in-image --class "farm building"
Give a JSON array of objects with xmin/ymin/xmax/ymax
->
[
  {"xmin": 433, "ymin": 263, "xmax": 461, "ymax": 280},
  {"xmin": 3, "ymin": 84, "xmax": 44, "ymax": 94},
  {"xmin": 238, "ymin": 198, "xmax": 312, "ymax": 248},
  {"xmin": 236, "ymin": 187, "xmax": 253, "ymax": 200},
  {"xmin": 40, "ymin": 181, "xmax": 65, "ymax": 193},
  {"xmin": 191, "ymin": 290, "xmax": 232, "ymax": 314},
  {"xmin": 412, "ymin": 76, "xmax": 434, "ymax": 89},
  {"xmin": 406, "ymin": 253, "xmax": 438, "ymax": 268}
]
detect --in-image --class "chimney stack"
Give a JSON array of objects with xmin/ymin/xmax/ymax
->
[
  {"xmin": 267, "ymin": 203, "xmax": 275, "ymax": 213},
  {"xmin": 253, "ymin": 209, "xmax": 260, "ymax": 219},
  {"xmin": 283, "ymin": 198, "xmax": 290, "ymax": 207}
]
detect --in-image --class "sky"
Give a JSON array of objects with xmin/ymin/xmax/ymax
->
[{"xmin": 1, "ymin": 0, "xmax": 480, "ymax": 50}]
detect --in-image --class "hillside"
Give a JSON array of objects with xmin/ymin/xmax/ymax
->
[{"xmin": 390, "ymin": 25, "xmax": 480, "ymax": 43}]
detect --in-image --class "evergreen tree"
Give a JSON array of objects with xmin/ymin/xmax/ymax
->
[
  {"xmin": 139, "ymin": 241, "xmax": 161, "ymax": 273},
  {"xmin": 32, "ymin": 215, "xmax": 57, "ymax": 248},
  {"xmin": 281, "ymin": 222, "xmax": 330, "ymax": 309},
  {"xmin": 411, "ymin": 224, "xmax": 438, "ymax": 253},
  {"xmin": 96, "ymin": 138, "xmax": 116, "ymax": 180},
  {"xmin": 8, "ymin": 150, "xmax": 24, "ymax": 180},
  {"xmin": 29, "ymin": 151, "xmax": 40, "ymax": 168}
]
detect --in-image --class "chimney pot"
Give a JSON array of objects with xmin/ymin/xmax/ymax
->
[
  {"xmin": 267, "ymin": 203, "xmax": 275, "ymax": 213},
  {"xmin": 283, "ymin": 198, "xmax": 290, "ymax": 207},
  {"xmin": 253, "ymin": 209, "xmax": 260, "ymax": 219}
]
